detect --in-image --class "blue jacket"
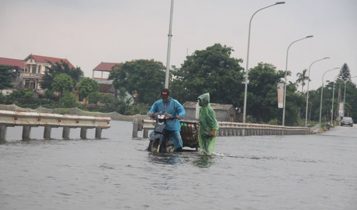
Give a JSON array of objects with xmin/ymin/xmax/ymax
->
[{"xmin": 148, "ymin": 97, "xmax": 186, "ymax": 131}]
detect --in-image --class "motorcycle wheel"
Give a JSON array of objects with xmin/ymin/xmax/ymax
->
[{"xmin": 148, "ymin": 139, "xmax": 160, "ymax": 152}]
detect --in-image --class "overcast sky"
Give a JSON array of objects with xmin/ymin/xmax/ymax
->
[{"xmin": 1, "ymin": 0, "xmax": 356, "ymax": 89}]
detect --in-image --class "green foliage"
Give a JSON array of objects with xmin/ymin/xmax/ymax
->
[
  {"xmin": 52, "ymin": 73, "xmax": 75, "ymax": 96},
  {"xmin": 247, "ymin": 63, "xmax": 284, "ymax": 123},
  {"xmin": 347, "ymin": 82, "xmax": 357, "ymax": 120},
  {"xmin": 109, "ymin": 59, "xmax": 165, "ymax": 104},
  {"xmin": 285, "ymin": 83, "xmax": 305, "ymax": 125},
  {"xmin": 87, "ymin": 92, "xmax": 132, "ymax": 114},
  {"xmin": 0, "ymin": 93, "xmax": 5, "ymax": 103},
  {"xmin": 6, "ymin": 89, "xmax": 40, "ymax": 108},
  {"xmin": 0, "ymin": 65, "xmax": 17, "ymax": 89},
  {"xmin": 307, "ymin": 89, "xmax": 321, "ymax": 123},
  {"xmin": 59, "ymin": 92, "xmax": 77, "ymax": 108},
  {"xmin": 308, "ymin": 79, "xmax": 357, "ymax": 124},
  {"xmin": 41, "ymin": 61, "xmax": 83, "ymax": 90},
  {"xmin": 341, "ymin": 81, "xmax": 356, "ymax": 118},
  {"xmin": 338, "ymin": 63, "xmax": 351, "ymax": 81},
  {"xmin": 78, "ymin": 78, "xmax": 98, "ymax": 100},
  {"xmin": 88, "ymin": 91, "xmax": 102, "ymax": 104},
  {"xmin": 97, "ymin": 94, "xmax": 120, "ymax": 112},
  {"xmin": 242, "ymin": 63, "xmax": 304, "ymax": 125},
  {"xmin": 295, "ymin": 69, "xmax": 309, "ymax": 93},
  {"xmin": 125, "ymin": 103, "xmax": 150, "ymax": 115},
  {"xmin": 171, "ymin": 43, "xmax": 244, "ymax": 106}
]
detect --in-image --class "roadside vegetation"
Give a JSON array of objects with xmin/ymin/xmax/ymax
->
[{"xmin": 0, "ymin": 44, "xmax": 356, "ymax": 125}]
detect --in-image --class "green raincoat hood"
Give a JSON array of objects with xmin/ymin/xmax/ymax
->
[{"xmin": 198, "ymin": 93, "xmax": 210, "ymax": 107}]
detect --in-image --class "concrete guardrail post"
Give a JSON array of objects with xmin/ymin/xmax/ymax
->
[
  {"xmin": 239, "ymin": 128, "xmax": 243, "ymax": 136},
  {"xmin": 44, "ymin": 126, "xmax": 52, "ymax": 140},
  {"xmin": 80, "ymin": 128, "xmax": 87, "ymax": 139},
  {"xmin": 62, "ymin": 127, "xmax": 70, "ymax": 140},
  {"xmin": 0, "ymin": 125, "xmax": 7, "ymax": 143},
  {"xmin": 22, "ymin": 126, "xmax": 31, "ymax": 141},
  {"xmin": 143, "ymin": 128, "xmax": 149, "ymax": 138},
  {"xmin": 132, "ymin": 118, "xmax": 139, "ymax": 138},
  {"xmin": 95, "ymin": 128, "xmax": 102, "ymax": 139}
]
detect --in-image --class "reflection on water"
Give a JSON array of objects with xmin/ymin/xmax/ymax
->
[
  {"xmin": 1, "ymin": 121, "xmax": 357, "ymax": 210},
  {"xmin": 148, "ymin": 153, "xmax": 184, "ymax": 165},
  {"xmin": 148, "ymin": 152, "xmax": 216, "ymax": 168},
  {"xmin": 192, "ymin": 155, "xmax": 215, "ymax": 168}
]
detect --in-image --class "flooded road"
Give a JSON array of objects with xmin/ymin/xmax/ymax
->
[{"xmin": 1, "ymin": 121, "xmax": 356, "ymax": 210}]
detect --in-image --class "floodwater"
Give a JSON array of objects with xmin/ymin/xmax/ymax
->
[{"xmin": 1, "ymin": 121, "xmax": 356, "ymax": 210}]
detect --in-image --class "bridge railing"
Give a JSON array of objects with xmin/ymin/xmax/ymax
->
[
  {"xmin": 0, "ymin": 110, "xmax": 111, "ymax": 142},
  {"xmin": 132, "ymin": 118, "xmax": 311, "ymax": 138}
]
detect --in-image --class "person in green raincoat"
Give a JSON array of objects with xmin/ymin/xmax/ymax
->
[{"xmin": 197, "ymin": 93, "xmax": 219, "ymax": 155}]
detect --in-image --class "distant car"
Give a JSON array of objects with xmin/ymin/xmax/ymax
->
[{"xmin": 341, "ymin": 117, "xmax": 354, "ymax": 127}]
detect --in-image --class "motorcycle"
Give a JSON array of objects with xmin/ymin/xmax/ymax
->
[
  {"xmin": 147, "ymin": 112, "xmax": 199, "ymax": 153},
  {"xmin": 147, "ymin": 112, "xmax": 175, "ymax": 153}
]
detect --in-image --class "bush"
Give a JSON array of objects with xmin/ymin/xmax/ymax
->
[
  {"xmin": 59, "ymin": 92, "xmax": 78, "ymax": 108},
  {"xmin": 126, "ymin": 103, "xmax": 149, "ymax": 115}
]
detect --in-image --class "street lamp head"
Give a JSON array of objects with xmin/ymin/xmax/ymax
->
[
  {"xmin": 306, "ymin": 35, "xmax": 313, "ymax": 38},
  {"xmin": 275, "ymin": 2, "xmax": 286, "ymax": 4},
  {"xmin": 323, "ymin": 57, "xmax": 330, "ymax": 60}
]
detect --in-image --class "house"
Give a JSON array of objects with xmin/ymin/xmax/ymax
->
[
  {"xmin": 0, "ymin": 57, "xmax": 25, "ymax": 70},
  {"xmin": 23, "ymin": 54, "xmax": 74, "ymax": 91},
  {"xmin": 1, "ymin": 54, "xmax": 75, "ymax": 93},
  {"xmin": 92, "ymin": 62, "xmax": 120, "ymax": 94},
  {"xmin": 0, "ymin": 57, "xmax": 25, "ymax": 94},
  {"xmin": 183, "ymin": 101, "xmax": 239, "ymax": 122},
  {"xmin": 92, "ymin": 62, "xmax": 119, "ymax": 80}
]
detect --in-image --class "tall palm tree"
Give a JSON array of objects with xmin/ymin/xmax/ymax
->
[{"xmin": 296, "ymin": 69, "xmax": 309, "ymax": 93}]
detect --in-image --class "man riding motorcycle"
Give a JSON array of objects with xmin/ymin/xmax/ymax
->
[{"xmin": 147, "ymin": 88, "xmax": 186, "ymax": 152}]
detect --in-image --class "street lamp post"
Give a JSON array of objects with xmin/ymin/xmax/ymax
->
[
  {"xmin": 319, "ymin": 67, "xmax": 339, "ymax": 126},
  {"xmin": 282, "ymin": 35, "xmax": 313, "ymax": 126},
  {"xmin": 305, "ymin": 57, "xmax": 330, "ymax": 126},
  {"xmin": 242, "ymin": 1, "xmax": 285, "ymax": 124},
  {"xmin": 164, "ymin": 0, "xmax": 174, "ymax": 89},
  {"xmin": 330, "ymin": 77, "xmax": 337, "ymax": 125},
  {"xmin": 343, "ymin": 80, "xmax": 347, "ymax": 115}
]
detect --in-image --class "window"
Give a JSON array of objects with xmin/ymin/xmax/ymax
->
[{"xmin": 31, "ymin": 65, "xmax": 36, "ymax": 74}]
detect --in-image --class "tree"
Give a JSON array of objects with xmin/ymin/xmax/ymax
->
[
  {"xmin": 0, "ymin": 65, "xmax": 17, "ymax": 89},
  {"xmin": 78, "ymin": 78, "xmax": 98, "ymax": 101},
  {"xmin": 109, "ymin": 59, "xmax": 165, "ymax": 104},
  {"xmin": 312, "ymin": 78, "xmax": 357, "ymax": 124},
  {"xmin": 59, "ymin": 92, "xmax": 77, "ymax": 108},
  {"xmin": 295, "ymin": 69, "xmax": 309, "ymax": 93},
  {"xmin": 41, "ymin": 61, "xmax": 83, "ymax": 90},
  {"xmin": 338, "ymin": 63, "xmax": 351, "ymax": 81},
  {"xmin": 285, "ymin": 82, "xmax": 305, "ymax": 125},
  {"xmin": 52, "ymin": 73, "xmax": 74, "ymax": 97},
  {"xmin": 338, "ymin": 80, "xmax": 356, "ymax": 117},
  {"xmin": 334, "ymin": 63, "xmax": 351, "ymax": 119},
  {"xmin": 348, "ymin": 82, "xmax": 357, "ymax": 120},
  {"xmin": 6, "ymin": 89, "xmax": 41, "ymax": 108},
  {"xmin": 243, "ymin": 63, "xmax": 305, "ymax": 125},
  {"xmin": 246, "ymin": 63, "xmax": 285, "ymax": 122},
  {"xmin": 171, "ymin": 43, "xmax": 244, "ymax": 106}
]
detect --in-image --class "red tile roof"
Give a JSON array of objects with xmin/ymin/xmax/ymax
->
[
  {"xmin": 93, "ymin": 62, "xmax": 120, "ymax": 72},
  {"xmin": 0, "ymin": 57, "xmax": 25, "ymax": 69},
  {"xmin": 25, "ymin": 54, "xmax": 74, "ymax": 68}
]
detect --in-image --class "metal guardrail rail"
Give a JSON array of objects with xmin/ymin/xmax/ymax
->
[
  {"xmin": 132, "ymin": 119, "xmax": 311, "ymax": 138},
  {"xmin": 0, "ymin": 110, "xmax": 111, "ymax": 142}
]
